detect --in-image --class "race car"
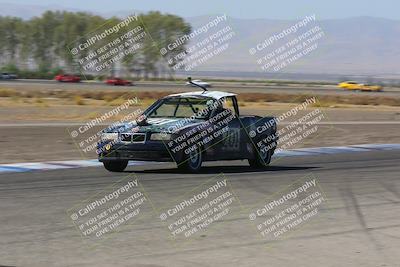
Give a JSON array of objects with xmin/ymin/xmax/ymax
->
[
  {"xmin": 357, "ymin": 83, "xmax": 383, "ymax": 92},
  {"xmin": 338, "ymin": 81, "xmax": 361, "ymax": 90},
  {"xmin": 55, "ymin": 74, "xmax": 81, "ymax": 82},
  {"xmin": 105, "ymin": 77, "xmax": 133, "ymax": 86},
  {"xmin": 97, "ymin": 81, "xmax": 278, "ymax": 173},
  {"xmin": 185, "ymin": 79, "xmax": 211, "ymax": 88},
  {"xmin": 338, "ymin": 81, "xmax": 383, "ymax": 92}
]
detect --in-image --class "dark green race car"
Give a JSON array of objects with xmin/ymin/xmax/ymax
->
[{"xmin": 97, "ymin": 90, "xmax": 278, "ymax": 173}]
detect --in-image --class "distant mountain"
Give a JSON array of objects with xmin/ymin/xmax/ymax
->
[
  {"xmin": 185, "ymin": 16, "xmax": 400, "ymax": 75},
  {"xmin": 0, "ymin": 3, "xmax": 399, "ymax": 76}
]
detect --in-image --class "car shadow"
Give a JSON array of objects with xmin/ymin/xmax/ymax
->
[{"xmin": 128, "ymin": 165, "xmax": 318, "ymax": 174}]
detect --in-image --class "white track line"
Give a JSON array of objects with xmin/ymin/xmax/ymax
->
[{"xmin": 0, "ymin": 143, "xmax": 399, "ymax": 174}]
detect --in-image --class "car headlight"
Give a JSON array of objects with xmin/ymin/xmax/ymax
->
[
  {"xmin": 101, "ymin": 133, "xmax": 119, "ymax": 142},
  {"xmin": 150, "ymin": 133, "xmax": 171, "ymax": 141}
]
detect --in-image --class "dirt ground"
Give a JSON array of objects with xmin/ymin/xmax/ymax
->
[
  {"xmin": 0, "ymin": 83, "xmax": 399, "ymax": 164},
  {"xmin": 1, "ymin": 102, "xmax": 399, "ymax": 164}
]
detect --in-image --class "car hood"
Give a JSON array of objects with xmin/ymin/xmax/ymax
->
[{"xmin": 104, "ymin": 117, "xmax": 203, "ymax": 134}]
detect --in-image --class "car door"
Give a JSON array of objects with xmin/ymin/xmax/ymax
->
[{"xmin": 215, "ymin": 96, "xmax": 242, "ymax": 158}]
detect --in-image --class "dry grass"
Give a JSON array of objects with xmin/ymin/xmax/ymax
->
[
  {"xmin": 107, "ymin": 97, "xmax": 129, "ymax": 106},
  {"xmin": 73, "ymin": 95, "xmax": 85, "ymax": 105},
  {"xmin": 236, "ymin": 92, "xmax": 400, "ymax": 107},
  {"xmin": 0, "ymin": 88, "xmax": 18, "ymax": 97},
  {"xmin": 33, "ymin": 98, "xmax": 49, "ymax": 107},
  {"xmin": 1, "ymin": 87, "xmax": 400, "ymax": 107},
  {"xmin": 83, "ymin": 111, "xmax": 102, "ymax": 120}
]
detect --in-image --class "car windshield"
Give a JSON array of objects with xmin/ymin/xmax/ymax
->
[{"xmin": 147, "ymin": 97, "xmax": 215, "ymax": 119}]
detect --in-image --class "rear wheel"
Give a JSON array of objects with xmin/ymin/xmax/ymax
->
[
  {"xmin": 178, "ymin": 145, "xmax": 202, "ymax": 173},
  {"xmin": 103, "ymin": 160, "xmax": 128, "ymax": 172},
  {"xmin": 248, "ymin": 145, "xmax": 272, "ymax": 169}
]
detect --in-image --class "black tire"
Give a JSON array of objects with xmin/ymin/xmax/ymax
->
[
  {"xmin": 103, "ymin": 160, "xmax": 128, "ymax": 172},
  {"xmin": 178, "ymin": 145, "xmax": 203, "ymax": 173},
  {"xmin": 248, "ymin": 145, "xmax": 272, "ymax": 169}
]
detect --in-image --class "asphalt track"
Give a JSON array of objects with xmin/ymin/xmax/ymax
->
[
  {"xmin": 2, "ymin": 79, "xmax": 400, "ymax": 97},
  {"xmin": 1, "ymin": 149, "xmax": 400, "ymax": 266}
]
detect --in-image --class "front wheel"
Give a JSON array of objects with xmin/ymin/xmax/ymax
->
[
  {"xmin": 103, "ymin": 160, "xmax": 128, "ymax": 172},
  {"xmin": 248, "ymin": 145, "xmax": 273, "ymax": 169},
  {"xmin": 178, "ymin": 145, "xmax": 203, "ymax": 173}
]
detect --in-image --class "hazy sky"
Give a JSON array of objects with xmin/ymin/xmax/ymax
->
[{"xmin": 7, "ymin": 0, "xmax": 400, "ymax": 19}]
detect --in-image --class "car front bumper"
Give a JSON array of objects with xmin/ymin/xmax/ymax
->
[{"xmin": 98, "ymin": 141, "xmax": 175, "ymax": 162}]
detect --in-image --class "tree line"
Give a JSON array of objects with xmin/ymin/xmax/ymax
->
[{"xmin": 0, "ymin": 11, "xmax": 191, "ymax": 79}]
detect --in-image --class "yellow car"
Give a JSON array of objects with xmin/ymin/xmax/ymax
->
[
  {"xmin": 338, "ymin": 81, "xmax": 361, "ymax": 90},
  {"xmin": 338, "ymin": 81, "xmax": 383, "ymax": 92},
  {"xmin": 357, "ymin": 84, "xmax": 383, "ymax": 92}
]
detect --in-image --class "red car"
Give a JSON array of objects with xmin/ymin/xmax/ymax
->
[
  {"xmin": 105, "ymin": 77, "xmax": 133, "ymax": 86},
  {"xmin": 55, "ymin": 74, "xmax": 81, "ymax": 82}
]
